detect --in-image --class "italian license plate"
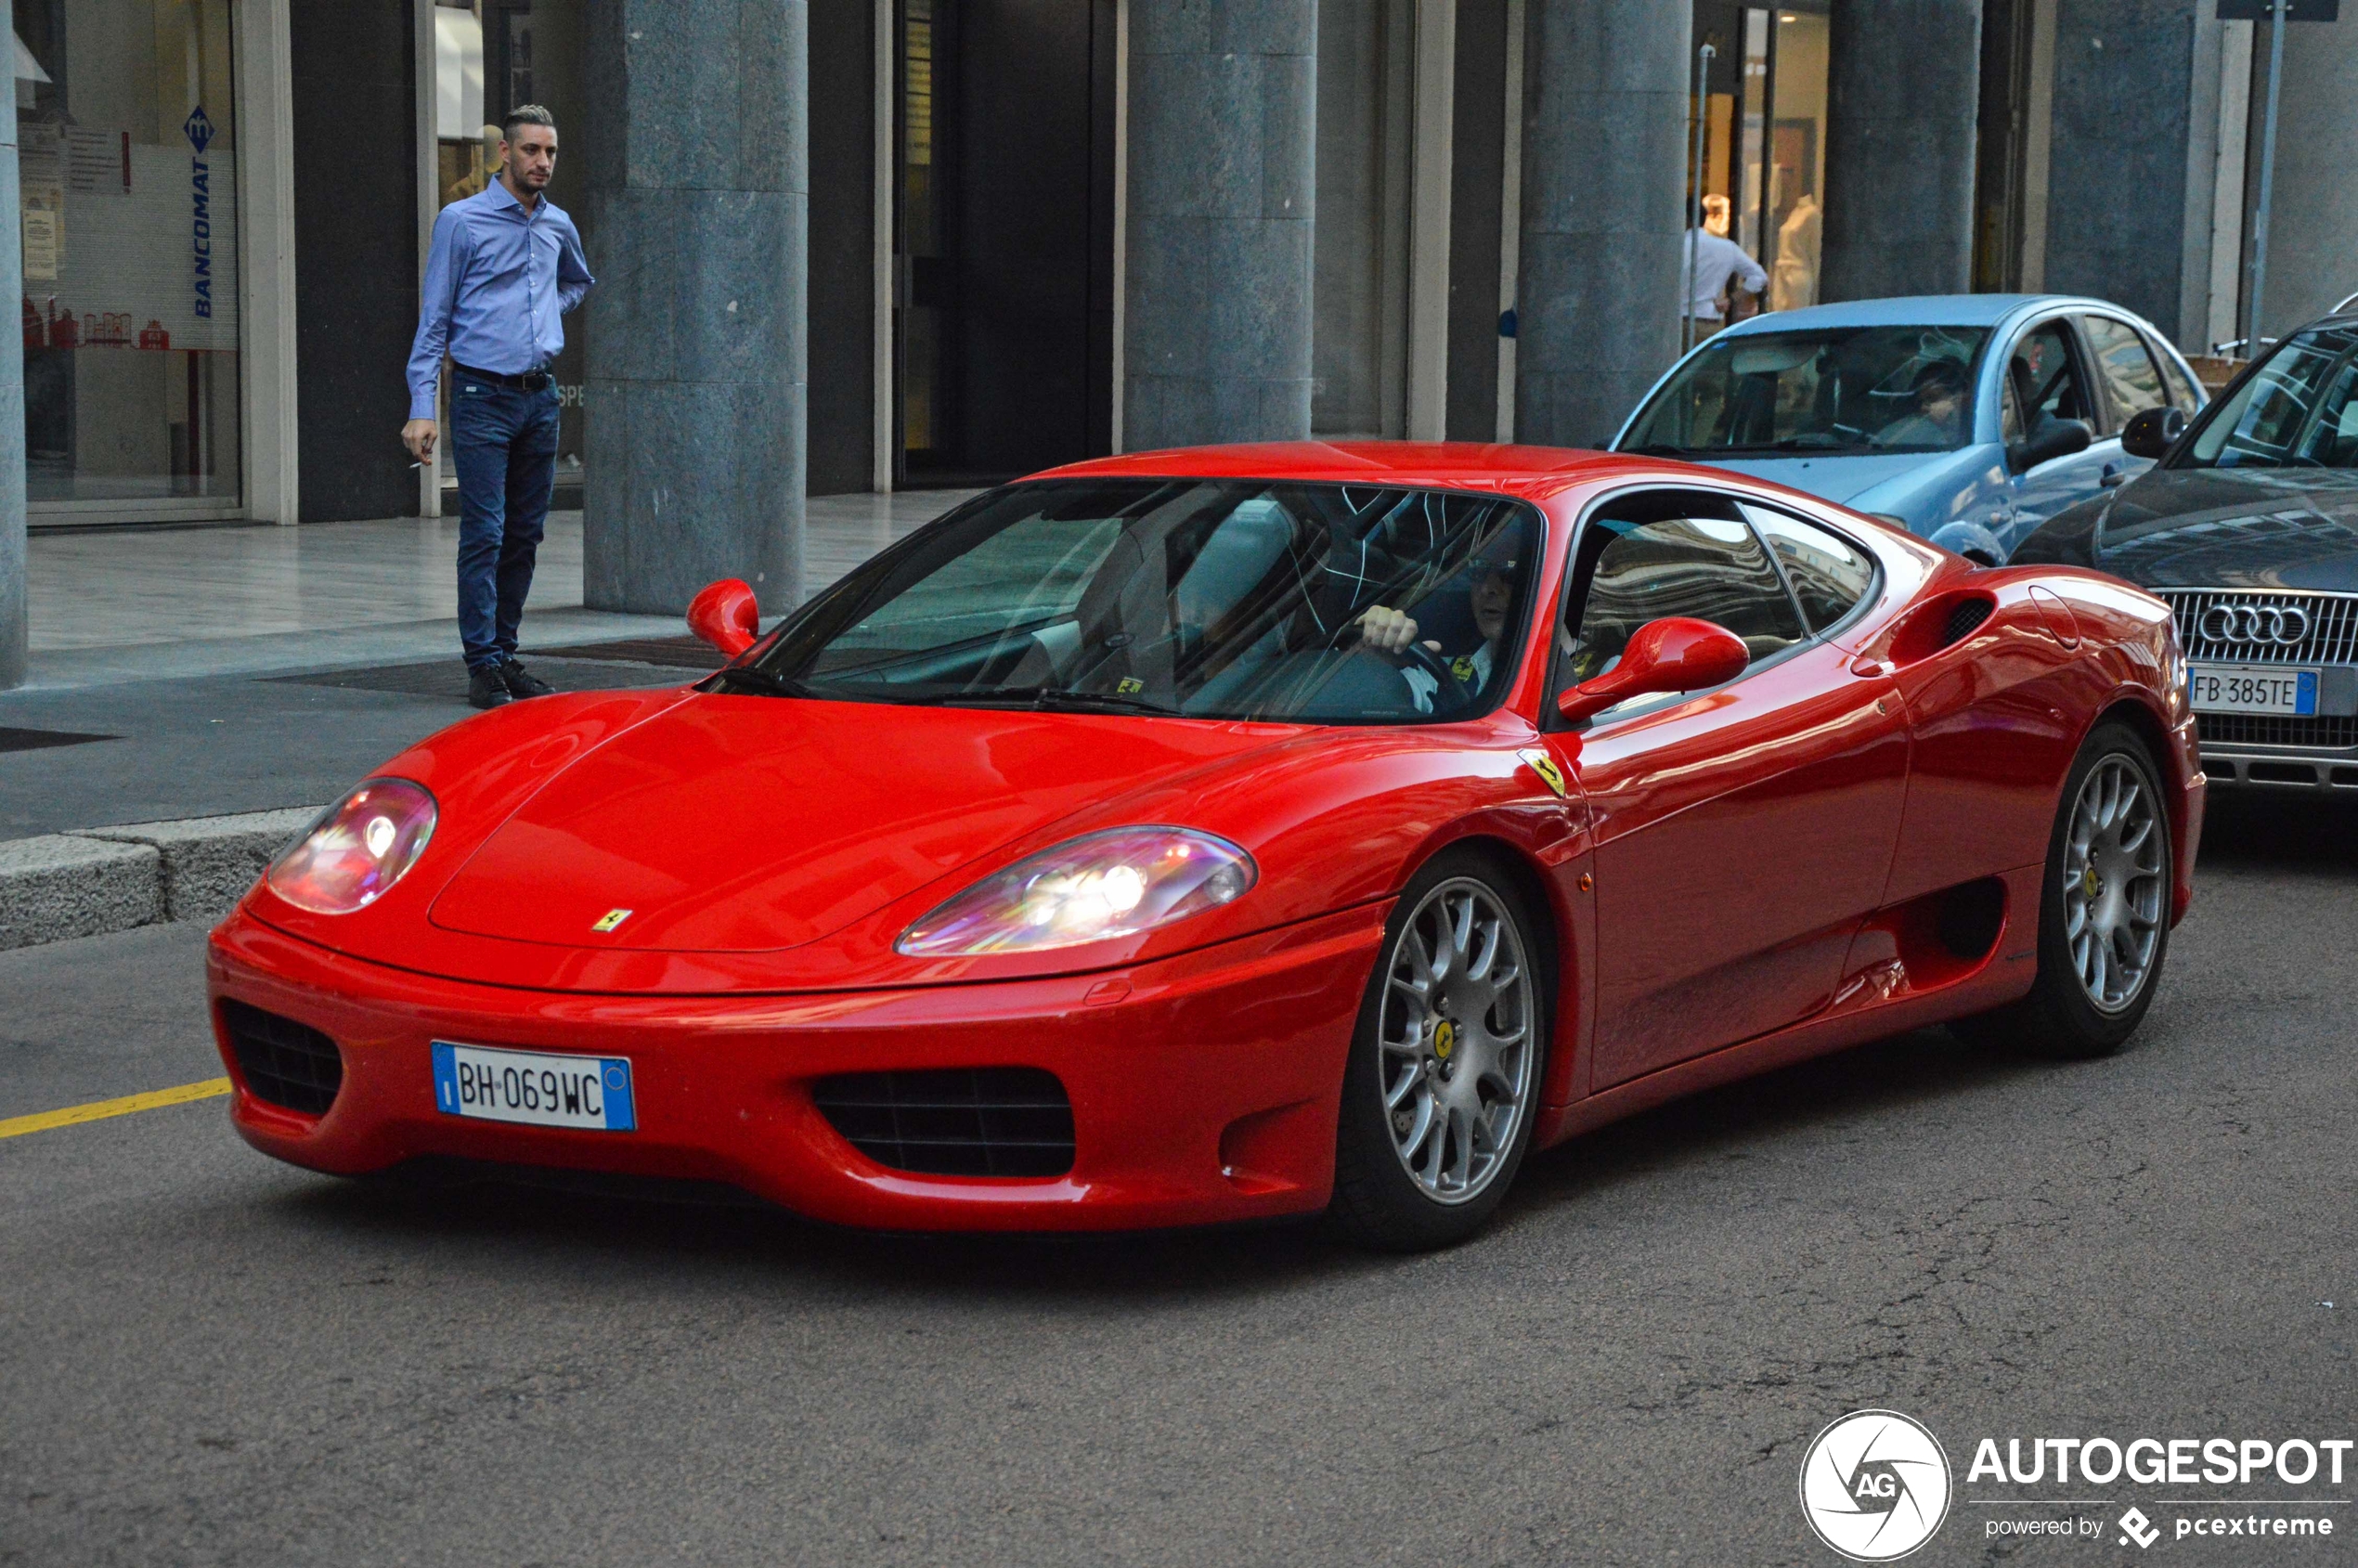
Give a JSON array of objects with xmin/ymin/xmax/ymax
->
[
  {"xmin": 431, "ymin": 1043, "xmax": 636, "ymax": 1132},
  {"xmin": 2188, "ymin": 664, "xmax": 2319, "ymax": 716}
]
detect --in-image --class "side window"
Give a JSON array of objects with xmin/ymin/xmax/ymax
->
[
  {"xmin": 2007, "ymin": 322, "xmax": 2097, "ymax": 434},
  {"xmin": 1741, "ymin": 504, "xmax": 1879, "ymax": 633},
  {"xmin": 2150, "ymin": 336, "xmax": 2205, "ymax": 414},
  {"xmin": 2080, "ymin": 315, "xmax": 2168, "ymax": 433},
  {"xmin": 1561, "ymin": 492, "xmax": 1805, "ymax": 688}
]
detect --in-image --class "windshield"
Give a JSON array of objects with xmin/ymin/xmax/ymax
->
[
  {"xmin": 1619, "ymin": 325, "xmax": 1991, "ymax": 457},
  {"xmin": 739, "ymin": 480, "xmax": 1541, "ymax": 724},
  {"xmin": 2178, "ymin": 322, "xmax": 2358, "ymax": 470}
]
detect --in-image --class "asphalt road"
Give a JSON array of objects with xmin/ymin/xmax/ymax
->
[{"xmin": 5, "ymin": 793, "xmax": 2356, "ymax": 1567}]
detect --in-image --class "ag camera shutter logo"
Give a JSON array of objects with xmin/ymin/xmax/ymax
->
[{"xmin": 1799, "ymin": 1409, "xmax": 1953, "ymax": 1561}]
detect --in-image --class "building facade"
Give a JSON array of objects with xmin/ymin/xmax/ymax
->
[{"xmin": 5, "ymin": 0, "xmax": 2355, "ymax": 675}]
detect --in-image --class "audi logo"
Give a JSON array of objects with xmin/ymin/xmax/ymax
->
[{"xmin": 2199, "ymin": 603, "xmax": 2313, "ymax": 646}]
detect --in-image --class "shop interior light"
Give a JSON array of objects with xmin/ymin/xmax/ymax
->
[{"xmin": 897, "ymin": 827, "xmax": 1256, "ymax": 956}]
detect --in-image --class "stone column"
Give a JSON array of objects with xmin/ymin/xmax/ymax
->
[
  {"xmin": 582, "ymin": 0, "xmax": 807, "ymax": 616},
  {"xmin": 1514, "ymin": 0, "xmax": 1691, "ymax": 448},
  {"xmin": 0, "ymin": 107, "xmax": 24, "ymax": 689},
  {"xmin": 1124, "ymin": 0, "xmax": 1317, "ymax": 449},
  {"xmin": 1820, "ymin": 0, "xmax": 1983, "ymax": 303}
]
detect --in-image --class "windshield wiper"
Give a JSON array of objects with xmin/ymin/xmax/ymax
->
[
  {"xmin": 934, "ymin": 686, "xmax": 1178, "ymax": 716},
  {"xmin": 708, "ymin": 664, "xmax": 820, "ymax": 698},
  {"xmin": 1625, "ymin": 442, "xmax": 1695, "ymax": 456}
]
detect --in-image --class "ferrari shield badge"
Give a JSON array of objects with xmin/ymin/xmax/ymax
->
[
  {"xmin": 1516, "ymin": 748, "xmax": 1570, "ymax": 799},
  {"xmin": 591, "ymin": 908, "xmax": 634, "ymax": 934}
]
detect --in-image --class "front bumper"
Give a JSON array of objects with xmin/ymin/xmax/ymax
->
[{"xmin": 206, "ymin": 903, "xmax": 1387, "ymax": 1232}]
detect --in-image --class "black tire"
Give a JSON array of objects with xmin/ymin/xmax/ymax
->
[
  {"xmin": 1957, "ymin": 720, "xmax": 2172, "ymax": 1059},
  {"xmin": 1328, "ymin": 848, "xmax": 1551, "ymax": 1251}
]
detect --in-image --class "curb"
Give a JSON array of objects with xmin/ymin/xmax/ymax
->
[{"xmin": 0, "ymin": 807, "xmax": 320, "ymax": 952}]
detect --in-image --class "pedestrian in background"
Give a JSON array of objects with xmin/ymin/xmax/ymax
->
[
  {"xmin": 403, "ymin": 104, "xmax": 595, "ymax": 710},
  {"xmin": 1682, "ymin": 195, "xmax": 1768, "ymax": 345}
]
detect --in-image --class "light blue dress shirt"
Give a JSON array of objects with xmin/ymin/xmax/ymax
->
[{"xmin": 407, "ymin": 180, "xmax": 596, "ymax": 421}]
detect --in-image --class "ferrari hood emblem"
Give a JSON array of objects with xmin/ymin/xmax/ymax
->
[
  {"xmin": 591, "ymin": 908, "xmax": 634, "ymax": 934},
  {"xmin": 1517, "ymin": 748, "xmax": 1570, "ymax": 799}
]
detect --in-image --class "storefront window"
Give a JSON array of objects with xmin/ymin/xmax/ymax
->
[
  {"xmin": 431, "ymin": 0, "xmax": 587, "ymax": 506},
  {"xmin": 15, "ymin": 0, "xmax": 241, "ymax": 514},
  {"xmin": 1767, "ymin": 4, "xmax": 1827, "ymax": 312},
  {"xmin": 1691, "ymin": 1, "xmax": 1826, "ymax": 317}
]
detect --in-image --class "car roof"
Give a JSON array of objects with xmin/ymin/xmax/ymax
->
[
  {"xmin": 1714, "ymin": 292, "xmax": 2143, "ymax": 336},
  {"xmin": 1031, "ymin": 441, "xmax": 1662, "ymax": 500}
]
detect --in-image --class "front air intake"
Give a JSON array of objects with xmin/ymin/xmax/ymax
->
[
  {"xmin": 811, "ymin": 1068, "xmax": 1075, "ymax": 1177},
  {"xmin": 218, "ymin": 999, "xmax": 344, "ymax": 1116}
]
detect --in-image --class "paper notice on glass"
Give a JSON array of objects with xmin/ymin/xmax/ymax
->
[
  {"xmin": 21, "ymin": 201, "xmax": 62, "ymax": 281},
  {"xmin": 65, "ymin": 127, "xmax": 132, "ymax": 195},
  {"xmin": 19, "ymin": 130, "xmax": 65, "ymax": 282}
]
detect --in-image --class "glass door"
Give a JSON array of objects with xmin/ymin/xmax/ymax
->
[{"xmin": 16, "ymin": 0, "xmax": 243, "ymax": 522}]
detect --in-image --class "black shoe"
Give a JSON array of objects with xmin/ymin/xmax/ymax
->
[
  {"xmin": 468, "ymin": 665, "xmax": 514, "ymax": 709},
  {"xmin": 499, "ymin": 657, "xmax": 555, "ymax": 699}
]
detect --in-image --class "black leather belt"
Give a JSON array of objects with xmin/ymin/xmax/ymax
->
[{"xmin": 453, "ymin": 362, "xmax": 554, "ymax": 393}]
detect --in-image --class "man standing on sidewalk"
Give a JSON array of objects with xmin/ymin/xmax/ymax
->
[{"xmin": 403, "ymin": 105, "xmax": 595, "ymax": 710}]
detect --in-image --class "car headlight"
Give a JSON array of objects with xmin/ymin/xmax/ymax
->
[
  {"xmin": 896, "ymin": 827, "xmax": 1257, "ymax": 956},
  {"xmin": 265, "ymin": 779, "xmax": 438, "ymax": 914}
]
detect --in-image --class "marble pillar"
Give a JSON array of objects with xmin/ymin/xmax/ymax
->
[
  {"xmin": 582, "ymin": 0, "xmax": 807, "ymax": 616},
  {"xmin": 1124, "ymin": 0, "xmax": 1317, "ymax": 449},
  {"xmin": 1820, "ymin": 0, "xmax": 1984, "ymax": 303},
  {"xmin": 1514, "ymin": 0, "xmax": 1691, "ymax": 448}
]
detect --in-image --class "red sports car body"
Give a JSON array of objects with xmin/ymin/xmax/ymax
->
[{"xmin": 208, "ymin": 446, "xmax": 2203, "ymax": 1247}]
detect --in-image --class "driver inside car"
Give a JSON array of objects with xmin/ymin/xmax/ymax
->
[
  {"xmin": 1354, "ymin": 522, "xmax": 1528, "ymax": 714},
  {"xmin": 1872, "ymin": 358, "xmax": 1969, "ymax": 449}
]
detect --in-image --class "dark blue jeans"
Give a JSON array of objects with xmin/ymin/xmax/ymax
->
[{"xmin": 450, "ymin": 375, "xmax": 560, "ymax": 671}]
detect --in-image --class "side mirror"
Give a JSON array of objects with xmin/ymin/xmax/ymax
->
[
  {"xmin": 687, "ymin": 577, "xmax": 759, "ymax": 657},
  {"xmin": 1556, "ymin": 616, "xmax": 1749, "ymax": 725},
  {"xmin": 2006, "ymin": 417, "xmax": 2092, "ymax": 474},
  {"xmin": 2119, "ymin": 405, "xmax": 2186, "ymax": 460}
]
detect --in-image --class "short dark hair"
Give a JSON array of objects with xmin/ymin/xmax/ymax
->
[{"xmin": 502, "ymin": 104, "xmax": 556, "ymax": 139}]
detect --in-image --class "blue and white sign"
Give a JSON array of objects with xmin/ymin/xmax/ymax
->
[{"xmin": 184, "ymin": 106, "xmax": 215, "ymax": 319}]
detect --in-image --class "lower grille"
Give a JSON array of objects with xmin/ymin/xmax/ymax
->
[
  {"xmin": 218, "ymin": 999, "xmax": 344, "ymax": 1116},
  {"xmin": 2198, "ymin": 714, "xmax": 2358, "ymax": 750},
  {"xmin": 811, "ymin": 1068, "xmax": 1075, "ymax": 1178}
]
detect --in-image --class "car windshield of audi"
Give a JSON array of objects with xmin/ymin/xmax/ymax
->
[{"xmin": 2011, "ymin": 313, "xmax": 2358, "ymax": 792}]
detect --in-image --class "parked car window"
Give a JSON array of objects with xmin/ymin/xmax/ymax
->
[
  {"xmin": 2181, "ymin": 324, "xmax": 2358, "ymax": 469},
  {"xmin": 2005, "ymin": 321, "xmax": 2099, "ymax": 444},
  {"xmin": 1740, "ymin": 503, "xmax": 1879, "ymax": 634},
  {"xmin": 2080, "ymin": 315, "xmax": 2170, "ymax": 433},
  {"xmin": 1561, "ymin": 492, "xmax": 1806, "ymax": 691},
  {"xmin": 2150, "ymin": 334, "xmax": 2204, "ymax": 414},
  {"xmin": 758, "ymin": 479, "xmax": 1539, "ymax": 724},
  {"xmin": 1618, "ymin": 327, "xmax": 1990, "ymax": 458}
]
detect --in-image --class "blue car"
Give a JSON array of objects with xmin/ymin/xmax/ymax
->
[{"xmin": 1610, "ymin": 294, "xmax": 2208, "ymax": 564}]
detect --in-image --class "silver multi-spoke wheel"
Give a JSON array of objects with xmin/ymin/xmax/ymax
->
[
  {"xmin": 2060, "ymin": 754, "xmax": 2165, "ymax": 1013},
  {"xmin": 1376, "ymin": 877, "xmax": 1536, "ymax": 1205}
]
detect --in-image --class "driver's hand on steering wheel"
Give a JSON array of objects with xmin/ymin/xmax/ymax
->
[{"xmin": 1357, "ymin": 606, "xmax": 1439, "ymax": 654}]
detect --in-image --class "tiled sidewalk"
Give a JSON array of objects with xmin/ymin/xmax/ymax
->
[{"xmin": 27, "ymin": 491, "xmax": 978, "ymax": 688}]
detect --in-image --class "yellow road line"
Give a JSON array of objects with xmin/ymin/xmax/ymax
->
[{"xmin": 0, "ymin": 1078, "xmax": 231, "ymax": 1141}]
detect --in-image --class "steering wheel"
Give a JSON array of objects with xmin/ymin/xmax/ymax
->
[{"xmin": 1384, "ymin": 639, "xmax": 1479, "ymax": 719}]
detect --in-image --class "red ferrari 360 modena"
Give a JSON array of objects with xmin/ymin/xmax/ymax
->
[{"xmin": 209, "ymin": 445, "xmax": 2203, "ymax": 1251}]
